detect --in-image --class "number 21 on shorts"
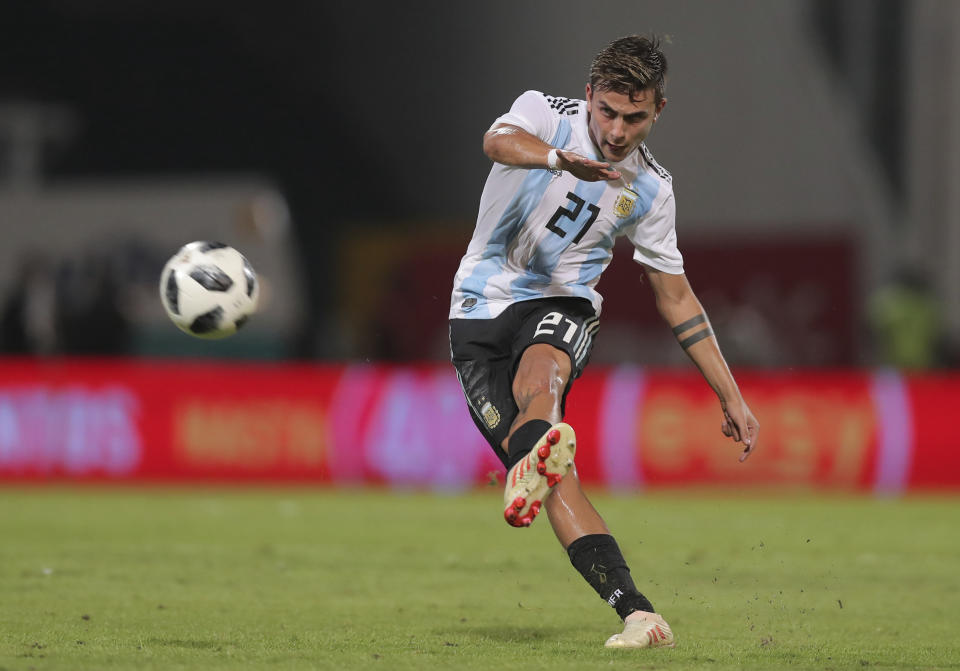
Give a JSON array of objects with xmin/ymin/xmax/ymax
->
[{"xmin": 534, "ymin": 312, "xmax": 579, "ymax": 343}]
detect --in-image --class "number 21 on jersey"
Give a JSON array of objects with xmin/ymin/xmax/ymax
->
[
  {"xmin": 545, "ymin": 192, "xmax": 600, "ymax": 244},
  {"xmin": 534, "ymin": 311, "xmax": 579, "ymax": 343}
]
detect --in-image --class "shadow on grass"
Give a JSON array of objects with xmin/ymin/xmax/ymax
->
[
  {"xmin": 437, "ymin": 625, "xmax": 571, "ymax": 645},
  {"xmin": 146, "ymin": 638, "xmax": 237, "ymax": 651}
]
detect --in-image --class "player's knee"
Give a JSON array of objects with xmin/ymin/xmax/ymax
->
[
  {"xmin": 513, "ymin": 345, "xmax": 571, "ymax": 413},
  {"xmin": 517, "ymin": 345, "xmax": 570, "ymax": 383},
  {"xmin": 512, "ymin": 374, "xmax": 558, "ymax": 406}
]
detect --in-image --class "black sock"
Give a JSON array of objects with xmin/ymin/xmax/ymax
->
[
  {"xmin": 506, "ymin": 419, "xmax": 552, "ymax": 468},
  {"xmin": 567, "ymin": 533, "xmax": 655, "ymax": 620}
]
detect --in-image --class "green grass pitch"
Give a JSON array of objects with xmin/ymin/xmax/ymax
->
[{"xmin": 0, "ymin": 487, "xmax": 957, "ymax": 670}]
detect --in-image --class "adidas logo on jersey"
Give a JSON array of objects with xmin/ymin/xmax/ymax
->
[
  {"xmin": 640, "ymin": 143, "xmax": 672, "ymax": 181},
  {"xmin": 543, "ymin": 94, "xmax": 579, "ymax": 116}
]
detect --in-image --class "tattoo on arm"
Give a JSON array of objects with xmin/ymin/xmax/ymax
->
[
  {"xmin": 671, "ymin": 314, "xmax": 706, "ymax": 336},
  {"xmin": 672, "ymin": 313, "xmax": 714, "ymax": 350},
  {"xmin": 678, "ymin": 328, "xmax": 714, "ymax": 349}
]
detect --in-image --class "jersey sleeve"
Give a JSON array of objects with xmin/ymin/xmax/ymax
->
[
  {"xmin": 491, "ymin": 90, "xmax": 560, "ymax": 144},
  {"xmin": 629, "ymin": 193, "xmax": 685, "ymax": 274}
]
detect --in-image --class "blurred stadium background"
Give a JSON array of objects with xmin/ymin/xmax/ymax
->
[{"xmin": 1, "ymin": 2, "xmax": 959, "ymax": 503}]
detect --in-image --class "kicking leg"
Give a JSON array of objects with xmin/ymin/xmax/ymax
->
[
  {"xmin": 500, "ymin": 343, "xmax": 610, "ymax": 537},
  {"xmin": 505, "ymin": 342, "xmax": 569, "ymax": 437},
  {"xmin": 501, "ymin": 344, "xmax": 576, "ymax": 527},
  {"xmin": 493, "ymin": 329, "xmax": 674, "ymax": 647},
  {"xmin": 508, "ymin": 347, "xmax": 673, "ymax": 647}
]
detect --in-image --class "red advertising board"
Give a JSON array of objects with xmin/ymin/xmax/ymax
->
[
  {"xmin": 565, "ymin": 369, "xmax": 881, "ymax": 490},
  {"xmin": 0, "ymin": 359, "xmax": 955, "ymax": 492}
]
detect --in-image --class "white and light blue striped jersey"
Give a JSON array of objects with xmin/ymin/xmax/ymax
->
[{"xmin": 450, "ymin": 90, "xmax": 683, "ymax": 320}]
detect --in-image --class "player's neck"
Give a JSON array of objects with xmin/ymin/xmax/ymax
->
[{"xmin": 585, "ymin": 113, "xmax": 605, "ymax": 160}]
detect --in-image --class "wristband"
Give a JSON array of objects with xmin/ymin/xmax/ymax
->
[{"xmin": 546, "ymin": 148, "xmax": 561, "ymax": 171}]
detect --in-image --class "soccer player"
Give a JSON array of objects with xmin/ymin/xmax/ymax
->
[{"xmin": 448, "ymin": 35, "xmax": 759, "ymax": 649}]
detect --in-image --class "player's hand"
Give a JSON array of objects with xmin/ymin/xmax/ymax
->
[
  {"xmin": 720, "ymin": 398, "xmax": 759, "ymax": 462},
  {"xmin": 556, "ymin": 149, "xmax": 621, "ymax": 181}
]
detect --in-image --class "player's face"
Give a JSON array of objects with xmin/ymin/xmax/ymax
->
[{"xmin": 585, "ymin": 84, "xmax": 666, "ymax": 163}]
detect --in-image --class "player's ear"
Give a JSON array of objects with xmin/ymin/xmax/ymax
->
[
  {"xmin": 655, "ymin": 97, "xmax": 667, "ymax": 120},
  {"xmin": 585, "ymin": 83, "xmax": 593, "ymax": 104}
]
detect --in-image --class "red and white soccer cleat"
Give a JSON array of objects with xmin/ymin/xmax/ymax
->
[
  {"xmin": 604, "ymin": 612, "xmax": 676, "ymax": 649},
  {"xmin": 503, "ymin": 423, "xmax": 576, "ymax": 527}
]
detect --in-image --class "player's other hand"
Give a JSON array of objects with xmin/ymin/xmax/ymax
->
[
  {"xmin": 720, "ymin": 399, "xmax": 759, "ymax": 462},
  {"xmin": 556, "ymin": 149, "xmax": 621, "ymax": 181}
]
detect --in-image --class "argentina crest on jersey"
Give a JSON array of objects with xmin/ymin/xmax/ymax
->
[
  {"xmin": 479, "ymin": 399, "xmax": 501, "ymax": 429},
  {"xmin": 614, "ymin": 186, "xmax": 640, "ymax": 219}
]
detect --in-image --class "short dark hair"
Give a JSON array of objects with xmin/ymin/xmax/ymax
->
[{"xmin": 589, "ymin": 35, "xmax": 668, "ymax": 106}]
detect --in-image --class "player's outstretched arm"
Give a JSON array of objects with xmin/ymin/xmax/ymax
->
[
  {"xmin": 483, "ymin": 124, "xmax": 621, "ymax": 181},
  {"xmin": 644, "ymin": 267, "xmax": 759, "ymax": 462}
]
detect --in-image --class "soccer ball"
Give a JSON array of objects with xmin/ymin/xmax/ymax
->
[{"xmin": 159, "ymin": 241, "xmax": 259, "ymax": 339}]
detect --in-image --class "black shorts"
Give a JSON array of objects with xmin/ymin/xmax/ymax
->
[{"xmin": 449, "ymin": 297, "xmax": 599, "ymax": 466}]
